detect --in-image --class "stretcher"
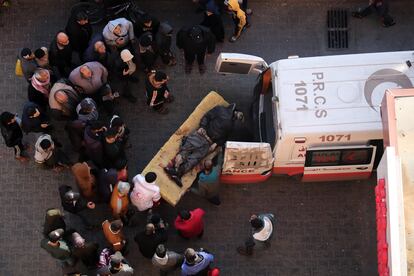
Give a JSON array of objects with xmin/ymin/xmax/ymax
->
[{"xmin": 142, "ymin": 91, "xmax": 229, "ymax": 206}]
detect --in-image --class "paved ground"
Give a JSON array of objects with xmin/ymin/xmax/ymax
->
[{"xmin": 1, "ymin": 0, "xmax": 414, "ymax": 275}]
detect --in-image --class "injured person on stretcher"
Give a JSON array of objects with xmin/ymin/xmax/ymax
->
[{"xmin": 164, "ymin": 103, "xmax": 244, "ymax": 187}]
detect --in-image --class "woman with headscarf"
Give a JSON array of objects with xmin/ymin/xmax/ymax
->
[
  {"xmin": 71, "ymin": 161, "xmax": 97, "ymax": 199},
  {"xmin": 110, "ymin": 181, "xmax": 131, "ymax": 221},
  {"xmin": 28, "ymin": 68, "xmax": 53, "ymax": 111}
]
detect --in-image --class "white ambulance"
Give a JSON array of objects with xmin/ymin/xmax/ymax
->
[{"xmin": 216, "ymin": 51, "xmax": 414, "ymax": 183}]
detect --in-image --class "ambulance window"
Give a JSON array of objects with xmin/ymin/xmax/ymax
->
[
  {"xmin": 305, "ymin": 148, "xmax": 373, "ymax": 167},
  {"xmin": 261, "ymin": 81, "xmax": 276, "ymax": 148}
]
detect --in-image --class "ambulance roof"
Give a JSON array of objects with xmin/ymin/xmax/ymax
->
[{"xmin": 270, "ymin": 51, "xmax": 414, "ymax": 137}]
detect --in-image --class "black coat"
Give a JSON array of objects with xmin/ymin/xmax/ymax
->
[
  {"xmin": 71, "ymin": 242, "xmax": 99, "ymax": 267},
  {"xmin": 83, "ymin": 126, "xmax": 104, "ymax": 168},
  {"xmin": 98, "ymin": 168, "xmax": 118, "ymax": 203},
  {"xmin": 134, "ymin": 229, "xmax": 168, "ymax": 259},
  {"xmin": 58, "ymin": 185, "xmax": 88, "ymax": 214},
  {"xmin": 49, "ymin": 38, "xmax": 73, "ymax": 74},
  {"xmin": 135, "ymin": 14, "xmax": 160, "ymax": 38},
  {"xmin": 201, "ymin": 13, "xmax": 225, "ymax": 42},
  {"xmin": 27, "ymin": 84, "xmax": 49, "ymax": 111},
  {"xmin": 65, "ymin": 17, "xmax": 93, "ymax": 53},
  {"xmin": 1, "ymin": 120, "xmax": 23, "ymax": 147},
  {"xmin": 176, "ymin": 25, "xmax": 215, "ymax": 54},
  {"xmin": 21, "ymin": 102, "xmax": 50, "ymax": 134},
  {"xmin": 103, "ymin": 140, "xmax": 126, "ymax": 170},
  {"xmin": 83, "ymin": 34, "xmax": 112, "ymax": 68},
  {"xmin": 42, "ymin": 208, "xmax": 66, "ymax": 237}
]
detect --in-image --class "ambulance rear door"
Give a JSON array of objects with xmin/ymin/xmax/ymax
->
[
  {"xmin": 302, "ymin": 145, "xmax": 376, "ymax": 182},
  {"xmin": 220, "ymin": 141, "xmax": 274, "ymax": 184}
]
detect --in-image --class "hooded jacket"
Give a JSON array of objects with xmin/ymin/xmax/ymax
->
[
  {"xmin": 65, "ymin": 15, "xmax": 93, "ymax": 53},
  {"xmin": 227, "ymin": 0, "xmax": 246, "ymax": 36},
  {"xmin": 176, "ymin": 25, "xmax": 216, "ymax": 55},
  {"xmin": 135, "ymin": 14, "xmax": 160, "ymax": 38},
  {"xmin": 49, "ymin": 79, "xmax": 80, "ymax": 120},
  {"xmin": 130, "ymin": 174, "xmax": 161, "ymax": 211},
  {"xmin": 102, "ymin": 18, "xmax": 135, "ymax": 48},
  {"xmin": 0, "ymin": 117, "xmax": 23, "ymax": 147},
  {"xmin": 34, "ymin": 134, "xmax": 54, "ymax": 164},
  {"xmin": 21, "ymin": 102, "xmax": 50, "ymax": 134}
]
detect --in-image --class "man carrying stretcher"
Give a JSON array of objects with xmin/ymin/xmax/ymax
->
[{"xmin": 164, "ymin": 103, "xmax": 244, "ymax": 187}]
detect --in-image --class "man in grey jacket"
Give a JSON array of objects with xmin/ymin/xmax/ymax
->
[
  {"xmin": 69, "ymin": 61, "xmax": 109, "ymax": 95},
  {"xmin": 102, "ymin": 17, "xmax": 135, "ymax": 50},
  {"xmin": 152, "ymin": 244, "xmax": 184, "ymax": 275}
]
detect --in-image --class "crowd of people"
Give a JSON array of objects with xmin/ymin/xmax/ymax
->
[{"xmin": 1, "ymin": 0, "xmax": 276, "ymax": 275}]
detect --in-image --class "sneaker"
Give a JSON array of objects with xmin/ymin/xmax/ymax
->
[
  {"xmin": 351, "ymin": 12, "xmax": 363, "ymax": 19},
  {"xmin": 383, "ymin": 19, "xmax": 396, "ymax": 27},
  {"xmin": 229, "ymin": 36, "xmax": 238, "ymax": 43},
  {"xmin": 185, "ymin": 64, "xmax": 192, "ymax": 74},
  {"xmin": 199, "ymin": 64, "xmax": 206, "ymax": 74}
]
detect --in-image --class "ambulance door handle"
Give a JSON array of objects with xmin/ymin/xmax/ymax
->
[{"xmin": 356, "ymin": 167, "xmax": 368, "ymax": 170}]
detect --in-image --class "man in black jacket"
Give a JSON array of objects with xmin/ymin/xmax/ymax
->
[
  {"xmin": 65, "ymin": 11, "xmax": 93, "ymax": 60},
  {"xmin": 134, "ymin": 223, "xmax": 168, "ymax": 259},
  {"xmin": 135, "ymin": 13, "xmax": 160, "ymax": 38},
  {"xmin": 49, "ymin": 31, "xmax": 73, "ymax": 78},
  {"xmin": 0, "ymin": 112, "xmax": 28, "ymax": 162},
  {"xmin": 176, "ymin": 25, "xmax": 215, "ymax": 74},
  {"xmin": 21, "ymin": 102, "xmax": 53, "ymax": 134},
  {"xmin": 103, "ymin": 127, "xmax": 127, "ymax": 170}
]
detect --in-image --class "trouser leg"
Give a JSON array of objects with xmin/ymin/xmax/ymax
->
[{"xmin": 196, "ymin": 52, "xmax": 205, "ymax": 65}]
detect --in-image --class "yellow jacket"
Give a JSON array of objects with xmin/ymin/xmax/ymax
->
[{"xmin": 227, "ymin": 0, "xmax": 246, "ymax": 36}]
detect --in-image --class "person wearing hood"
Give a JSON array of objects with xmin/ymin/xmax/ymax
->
[
  {"xmin": 18, "ymin": 48, "xmax": 38, "ymax": 82},
  {"xmin": 65, "ymin": 10, "xmax": 93, "ymax": 59},
  {"xmin": 28, "ymin": 68, "xmax": 53, "ymax": 111},
  {"xmin": 102, "ymin": 17, "xmax": 135, "ymax": 50},
  {"xmin": 0, "ymin": 111, "xmax": 28, "ymax": 162},
  {"xmin": 34, "ymin": 134, "xmax": 70, "ymax": 171},
  {"xmin": 181, "ymin": 248, "xmax": 214, "ymax": 276},
  {"xmin": 49, "ymin": 31, "xmax": 73, "ymax": 78},
  {"xmin": 152, "ymin": 244, "xmax": 184, "ymax": 275},
  {"xmin": 156, "ymin": 22, "xmax": 176, "ymax": 66},
  {"xmin": 130, "ymin": 172, "xmax": 161, "ymax": 212},
  {"xmin": 76, "ymin": 97, "xmax": 99, "ymax": 123},
  {"xmin": 135, "ymin": 13, "xmax": 160, "ymax": 38},
  {"xmin": 69, "ymin": 232, "xmax": 99, "ymax": 269},
  {"xmin": 49, "ymin": 78, "xmax": 81, "ymax": 120},
  {"xmin": 237, "ymin": 213, "xmax": 275, "ymax": 256},
  {"xmin": 83, "ymin": 34, "xmax": 112, "ymax": 68},
  {"xmin": 176, "ymin": 25, "xmax": 215, "ymax": 74},
  {"xmin": 71, "ymin": 161, "xmax": 97, "ymax": 199},
  {"xmin": 21, "ymin": 101, "xmax": 53, "ymax": 134},
  {"xmin": 201, "ymin": 2, "xmax": 225, "ymax": 43},
  {"xmin": 224, "ymin": 0, "xmax": 248, "ymax": 42},
  {"xmin": 110, "ymin": 181, "xmax": 131, "ymax": 221}
]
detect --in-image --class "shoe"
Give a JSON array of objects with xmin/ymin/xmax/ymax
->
[
  {"xmin": 245, "ymin": 8, "xmax": 252, "ymax": 15},
  {"xmin": 199, "ymin": 64, "xmax": 206, "ymax": 74},
  {"xmin": 157, "ymin": 106, "xmax": 169, "ymax": 114},
  {"xmin": 229, "ymin": 36, "xmax": 238, "ymax": 43},
  {"xmin": 245, "ymin": 22, "xmax": 251, "ymax": 28},
  {"xmin": 15, "ymin": 155, "xmax": 29, "ymax": 162},
  {"xmin": 185, "ymin": 64, "xmax": 192, "ymax": 74},
  {"xmin": 383, "ymin": 19, "xmax": 396, "ymax": 27},
  {"xmin": 171, "ymin": 175, "xmax": 183, "ymax": 188},
  {"xmin": 164, "ymin": 166, "xmax": 178, "ymax": 176},
  {"xmin": 237, "ymin": 246, "xmax": 252, "ymax": 256}
]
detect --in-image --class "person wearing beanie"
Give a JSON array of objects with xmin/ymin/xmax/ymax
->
[
  {"xmin": 201, "ymin": 1, "xmax": 225, "ymax": 43},
  {"xmin": 27, "ymin": 68, "xmax": 53, "ymax": 111},
  {"xmin": 131, "ymin": 172, "xmax": 161, "ymax": 212},
  {"xmin": 65, "ymin": 10, "xmax": 93, "ymax": 59},
  {"xmin": 34, "ymin": 47, "xmax": 50, "ymax": 69},
  {"xmin": 174, "ymin": 208, "xmax": 205, "ymax": 239},
  {"xmin": 49, "ymin": 78, "xmax": 81, "ymax": 120},
  {"xmin": 40, "ymin": 228, "xmax": 75, "ymax": 267},
  {"xmin": 76, "ymin": 97, "xmax": 98, "ymax": 123},
  {"xmin": 102, "ymin": 219, "xmax": 127, "ymax": 252},
  {"xmin": 0, "ymin": 111, "xmax": 28, "ymax": 162},
  {"xmin": 103, "ymin": 127, "xmax": 127, "ymax": 170},
  {"xmin": 237, "ymin": 213, "xmax": 275, "ymax": 256},
  {"xmin": 96, "ymin": 250, "xmax": 134, "ymax": 275},
  {"xmin": 176, "ymin": 24, "xmax": 215, "ymax": 74},
  {"xmin": 181, "ymin": 247, "xmax": 214, "ymax": 276},
  {"xmin": 110, "ymin": 181, "xmax": 131, "ymax": 220},
  {"xmin": 156, "ymin": 22, "xmax": 176, "ymax": 66},
  {"xmin": 134, "ymin": 13, "xmax": 160, "ymax": 38},
  {"xmin": 69, "ymin": 232, "xmax": 99, "ymax": 268},
  {"xmin": 145, "ymin": 70, "xmax": 174, "ymax": 114},
  {"xmin": 102, "ymin": 17, "xmax": 135, "ymax": 49},
  {"xmin": 21, "ymin": 101, "xmax": 53, "ymax": 134},
  {"xmin": 18, "ymin": 47, "xmax": 37, "ymax": 82},
  {"xmin": 109, "ymin": 49, "xmax": 138, "ymax": 103},
  {"xmin": 49, "ymin": 31, "xmax": 73, "ymax": 78},
  {"xmin": 152, "ymin": 244, "xmax": 184, "ymax": 274},
  {"xmin": 134, "ymin": 223, "xmax": 168, "ymax": 259},
  {"xmin": 139, "ymin": 32, "xmax": 158, "ymax": 72}
]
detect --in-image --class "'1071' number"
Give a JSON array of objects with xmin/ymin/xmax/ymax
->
[{"xmin": 319, "ymin": 134, "xmax": 351, "ymax": 142}]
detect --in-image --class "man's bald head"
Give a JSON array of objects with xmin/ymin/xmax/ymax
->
[
  {"xmin": 94, "ymin": 41, "xmax": 106, "ymax": 54},
  {"xmin": 56, "ymin": 32, "xmax": 69, "ymax": 46},
  {"xmin": 55, "ymin": 91, "xmax": 68, "ymax": 103},
  {"xmin": 80, "ymin": 65, "xmax": 92, "ymax": 79}
]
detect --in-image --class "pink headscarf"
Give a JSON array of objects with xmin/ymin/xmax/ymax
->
[{"xmin": 31, "ymin": 69, "xmax": 51, "ymax": 96}]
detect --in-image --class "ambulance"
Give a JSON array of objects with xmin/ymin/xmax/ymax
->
[{"xmin": 215, "ymin": 51, "xmax": 414, "ymax": 183}]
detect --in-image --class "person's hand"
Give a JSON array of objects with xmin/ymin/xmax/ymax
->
[
  {"xmin": 123, "ymin": 69, "xmax": 129, "ymax": 76},
  {"xmin": 87, "ymin": 202, "xmax": 95, "ymax": 209},
  {"xmin": 197, "ymin": 128, "xmax": 207, "ymax": 136},
  {"xmin": 116, "ymin": 37, "xmax": 124, "ymax": 45},
  {"xmin": 40, "ymin": 123, "xmax": 49, "ymax": 128}
]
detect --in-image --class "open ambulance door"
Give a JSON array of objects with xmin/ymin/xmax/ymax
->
[
  {"xmin": 220, "ymin": 141, "xmax": 274, "ymax": 184},
  {"xmin": 302, "ymin": 145, "xmax": 376, "ymax": 182},
  {"xmin": 215, "ymin": 53, "xmax": 268, "ymax": 75}
]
